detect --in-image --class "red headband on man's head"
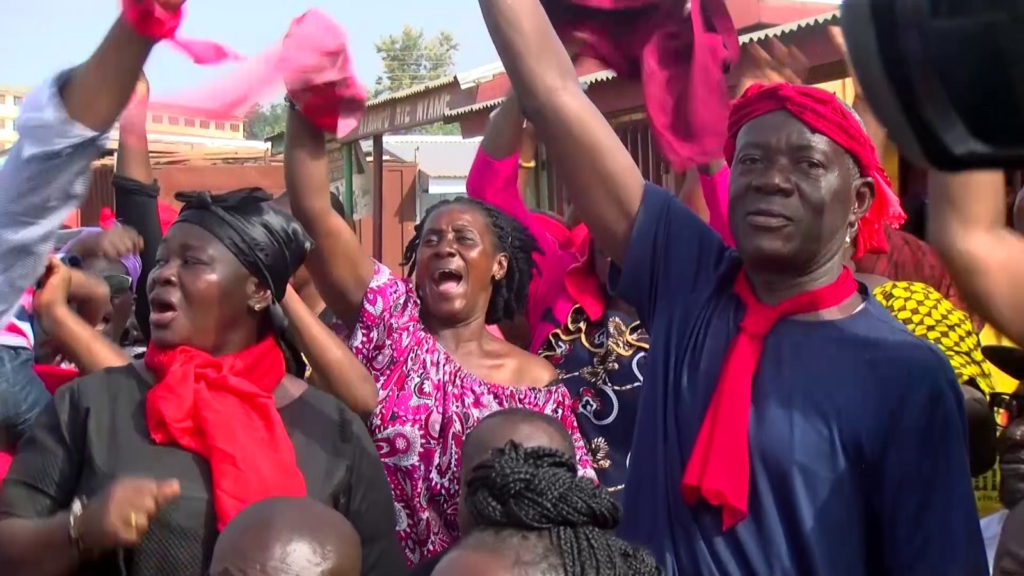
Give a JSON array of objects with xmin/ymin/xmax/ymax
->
[{"xmin": 723, "ymin": 83, "xmax": 905, "ymax": 258}]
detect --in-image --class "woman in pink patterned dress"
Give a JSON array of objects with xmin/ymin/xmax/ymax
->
[{"xmin": 282, "ymin": 100, "xmax": 594, "ymax": 566}]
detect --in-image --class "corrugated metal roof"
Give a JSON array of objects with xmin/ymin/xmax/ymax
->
[
  {"xmin": 579, "ymin": 69, "xmax": 618, "ymax": 85},
  {"xmin": 360, "ymin": 10, "xmax": 843, "ymax": 120},
  {"xmin": 375, "ymin": 136, "xmax": 482, "ymax": 178},
  {"xmin": 739, "ymin": 10, "xmax": 840, "ymax": 43},
  {"xmin": 445, "ymin": 68, "xmax": 620, "ymax": 119},
  {"xmin": 445, "ymin": 97, "xmax": 505, "ymax": 119},
  {"xmin": 366, "ymin": 75, "xmax": 458, "ymax": 107}
]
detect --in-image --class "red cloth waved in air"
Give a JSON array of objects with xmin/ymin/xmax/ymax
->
[
  {"xmin": 145, "ymin": 337, "xmax": 306, "ymax": 529},
  {"xmin": 122, "ymin": 0, "xmax": 241, "ymax": 65},
  {"xmin": 681, "ymin": 266, "xmax": 858, "ymax": 529},
  {"xmin": 542, "ymin": 0, "xmax": 739, "ymax": 171},
  {"xmin": 281, "ymin": 10, "xmax": 368, "ymax": 138},
  {"xmin": 724, "ymin": 83, "xmax": 906, "ymax": 259},
  {"xmin": 177, "ymin": 9, "xmax": 367, "ymax": 138}
]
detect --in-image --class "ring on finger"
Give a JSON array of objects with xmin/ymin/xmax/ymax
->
[{"xmin": 130, "ymin": 512, "xmax": 137, "ymax": 535}]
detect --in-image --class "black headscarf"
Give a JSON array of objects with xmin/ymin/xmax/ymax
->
[
  {"xmin": 174, "ymin": 188, "xmax": 311, "ymax": 301},
  {"xmin": 173, "ymin": 188, "xmax": 313, "ymax": 376}
]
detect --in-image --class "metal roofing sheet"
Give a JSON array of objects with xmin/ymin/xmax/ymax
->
[
  {"xmin": 445, "ymin": 68, "xmax": 620, "ymax": 118},
  {"xmin": 365, "ymin": 75, "xmax": 458, "ymax": 107},
  {"xmin": 380, "ymin": 137, "xmax": 482, "ymax": 178},
  {"xmin": 443, "ymin": 11, "xmax": 839, "ymax": 119},
  {"xmin": 740, "ymin": 10, "xmax": 840, "ymax": 43}
]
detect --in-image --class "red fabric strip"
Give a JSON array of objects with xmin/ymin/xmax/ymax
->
[
  {"xmin": 145, "ymin": 337, "xmax": 306, "ymax": 529},
  {"xmin": 121, "ymin": 0, "xmax": 241, "ymax": 65},
  {"xmin": 724, "ymin": 83, "xmax": 905, "ymax": 258},
  {"xmin": 681, "ymin": 266, "xmax": 858, "ymax": 529},
  {"xmin": 542, "ymin": 0, "xmax": 739, "ymax": 171}
]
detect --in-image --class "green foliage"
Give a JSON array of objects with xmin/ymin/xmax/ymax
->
[
  {"xmin": 372, "ymin": 25, "xmax": 459, "ymax": 99},
  {"xmin": 244, "ymin": 101, "xmax": 288, "ymax": 140},
  {"xmin": 411, "ymin": 122, "xmax": 462, "ymax": 136}
]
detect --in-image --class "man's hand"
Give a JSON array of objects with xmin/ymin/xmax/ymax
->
[
  {"xmin": 828, "ymin": 26, "xmax": 862, "ymax": 101},
  {"xmin": 69, "ymin": 227, "xmax": 144, "ymax": 262},
  {"xmin": 33, "ymin": 257, "xmax": 74, "ymax": 320}
]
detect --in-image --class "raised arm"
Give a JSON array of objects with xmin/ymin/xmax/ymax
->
[
  {"xmin": 467, "ymin": 96, "xmax": 561, "ymax": 257},
  {"xmin": 468, "ymin": 99, "xmax": 528, "ymax": 221},
  {"xmin": 0, "ymin": 12, "xmax": 157, "ymax": 327},
  {"xmin": 927, "ymin": 170, "xmax": 1024, "ymax": 344},
  {"xmin": 113, "ymin": 75, "xmax": 160, "ymax": 340},
  {"xmin": 284, "ymin": 108, "xmax": 374, "ymax": 329},
  {"xmin": 475, "ymin": 0, "xmax": 643, "ymax": 265},
  {"xmin": 35, "ymin": 262, "xmax": 131, "ymax": 375},
  {"xmin": 280, "ymin": 287, "xmax": 377, "ymax": 420}
]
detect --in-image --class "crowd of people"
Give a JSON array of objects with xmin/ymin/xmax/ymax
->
[{"xmin": 0, "ymin": 0, "xmax": 1023, "ymax": 574}]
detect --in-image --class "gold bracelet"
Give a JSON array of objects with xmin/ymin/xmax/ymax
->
[{"xmin": 518, "ymin": 160, "xmax": 536, "ymax": 169}]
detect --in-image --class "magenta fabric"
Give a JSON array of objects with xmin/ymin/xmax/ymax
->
[
  {"xmin": 700, "ymin": 167, "xmax": 734, "ymax": 247},
  {"xmin": 466, "ymin": 146, "xmax": 733, "ymax": 353},
  {"xmin": 159, "ymin": 9, "xmax": 367, "ymax": 138},
  {"xmin": 122, "ymin": 0, "xmax": 241, "ymax": 65},
  {"xmin": 541, "ymin": 0, "xmax": 739, "ymax": 171}
]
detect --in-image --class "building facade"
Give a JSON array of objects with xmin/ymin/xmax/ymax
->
[
  {"xmin": 0, "ymin": 87, "xmax": 244, "ymax": 150},
  {"xmin": 0, "ymin": 86, "xmax": 28, "ymax": 151},
  {"xmin": 144, "ymin": 103, "xmax": 245, "ymax": 140}
]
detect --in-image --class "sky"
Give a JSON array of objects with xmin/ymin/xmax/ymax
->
[{"xmin": 0, "ymin": 0, "xmax": 500, "ymax": 101}]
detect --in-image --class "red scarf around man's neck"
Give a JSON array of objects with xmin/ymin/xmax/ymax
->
[
  {"xmin": 145, "ymin": 337, "xmax": 306, "ymax": 529},
  {"xmin": 681, "ymin": 266, "xmax": 858, "ymax": 529}
]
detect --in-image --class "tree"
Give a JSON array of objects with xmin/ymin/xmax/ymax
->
[
  {"xmin": 244, "ymin": 101, "xmax": 288, "ymax": 140},
  {"xmin": 373, "ymin": 26, "xmax": 460, "ymax": 136}
]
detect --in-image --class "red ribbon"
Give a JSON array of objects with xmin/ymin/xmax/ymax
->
[{"xmin": 681, "ymin": 267, "xmax": 858, "ymax": 529}]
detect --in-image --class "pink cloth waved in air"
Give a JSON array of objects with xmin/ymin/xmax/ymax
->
[
  {"xmin": 541, "ymin": 0, "xmax": 739, "ymax": 171},
  {"xmin": 122, "ymin": 0, "xmax": 242, "ymax": 65},
  {"xmin": 467, "ymin": 146, "xmax": 734, "ymax": 353},
  {"xmin": 171, "ymin": 9, "xmax": 367, "ymax": 138}
]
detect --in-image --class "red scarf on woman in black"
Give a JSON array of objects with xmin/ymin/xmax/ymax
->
[{"xmin": 145, "ymin": 336, "xmax": 306, "ymax": 529}]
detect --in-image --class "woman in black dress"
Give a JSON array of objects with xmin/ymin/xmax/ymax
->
[{"xmin": 0, "ymin": 189, "xmax": 406, "ymax": 576}]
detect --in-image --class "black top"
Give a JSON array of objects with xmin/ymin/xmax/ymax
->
[
  {"xmin": 409, "ymin": 550, "xmax": 446, "ymax": 576},
  {"xmin": 112, "ymin": 174, "xmax": 162, "ymax": 342},
  {"xmin": 0, "ymin": 364, "xmax": 407, "ymax": 576}
]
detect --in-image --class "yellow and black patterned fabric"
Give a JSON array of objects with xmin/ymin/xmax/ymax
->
[{"xmin": 873, "ymin": 280, "xmax": 992, "ymax": 394}]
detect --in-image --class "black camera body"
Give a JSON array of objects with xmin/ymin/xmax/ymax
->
[{"xmin": 843, "ymin": 0, "xmax": 1024, "ymax": 170}]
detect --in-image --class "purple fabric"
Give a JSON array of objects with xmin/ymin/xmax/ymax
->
[{"xmin": 61, "ymin": 227, "xmax": 142, "ymax": 289}]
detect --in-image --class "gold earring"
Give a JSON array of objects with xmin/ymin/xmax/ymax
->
[
  {"xmin": 252, "ymin": 304, "xmax": 263, "ymax": 312},
  {"xmin": 844, "ymin": 229, "xmax": 851, "ymax": 248}
]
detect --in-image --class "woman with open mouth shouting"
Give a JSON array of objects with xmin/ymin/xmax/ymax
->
[
  {"xmin": 283, "ymin": 97, "xmax": 594, "ymax": 566},
  {"xmin": 0, "ymin": 186, "xmax": 406, "ymax": 576}
]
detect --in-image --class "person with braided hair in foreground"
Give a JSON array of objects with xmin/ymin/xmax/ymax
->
[
  {"xmin": 432, "ymin": 440, "xmax": 662, "ymax": 576},
  {"xmin": 411, "ymin": 408, "xmax": 579, "ymax": 575},
  {"xmin": 283, "ymin": 101, "xmax": 593, "ymax": 566}
]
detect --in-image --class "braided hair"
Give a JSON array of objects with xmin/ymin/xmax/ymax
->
[
  {"xmin": 461, "ymin": 441, "xmax": 663, "ymax": 576},
  {"xmin": 401, "ymin": 197, "xmax": 540, "ymax": 325}
]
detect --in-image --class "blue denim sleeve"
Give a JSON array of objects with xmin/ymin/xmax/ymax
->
[
  {"xmin": 876, "ymin": 353, "xmax": 990, "ymax": 575},
  {"xmin": 607, "ymin": 182, "xmax": 732, "ymax": 328}
]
